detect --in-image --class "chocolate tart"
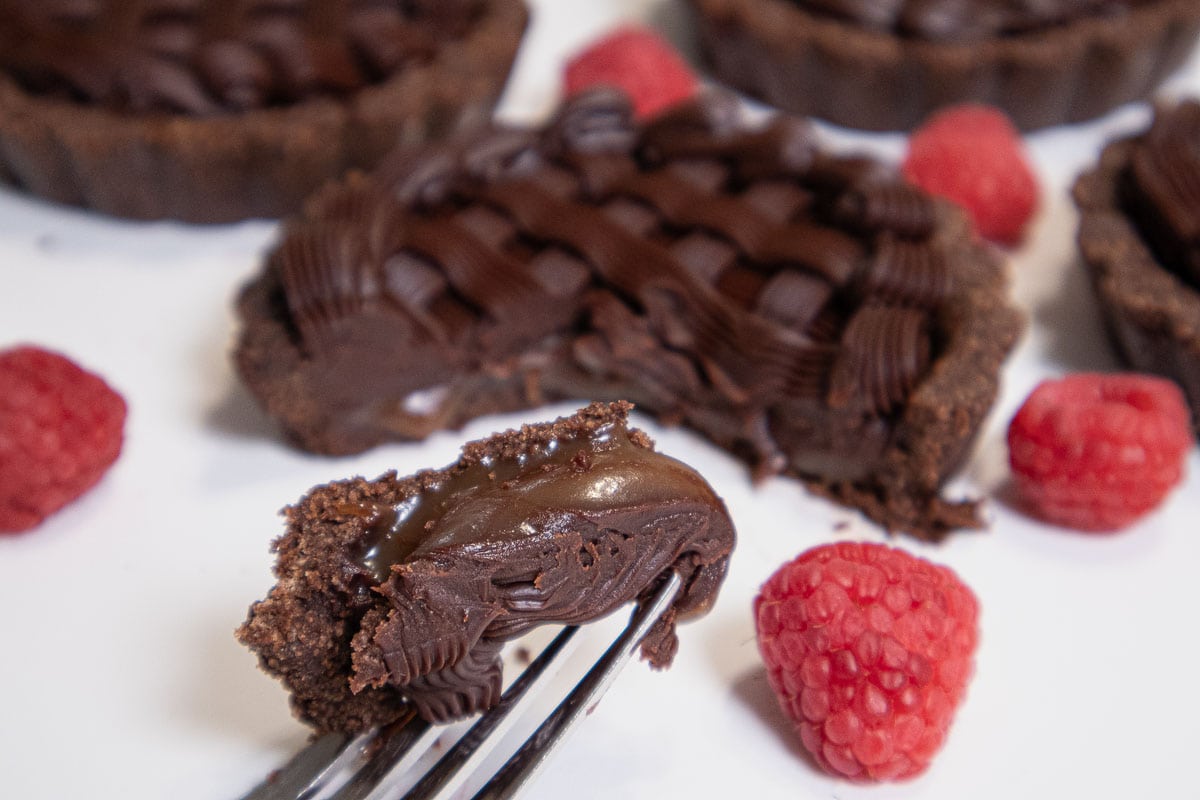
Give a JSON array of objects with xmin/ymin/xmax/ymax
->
[
  {"xmin": 1074, "ymin": 101, "xmax": 1200, "ymax": 429},
  {"xmin": 235, "ymin": 89, "xmax": 1022, "ymax": 539},
  {"xmin": 0, "ymin": 0, "xmax": 527, "ymax": 222},
  {"xmin": 237, "ymin": 402, "xmax": 736, "ymax": 731},
  {"xmin": 686, "ymin": 0, "xmax": 1200, "ymax": 131}
]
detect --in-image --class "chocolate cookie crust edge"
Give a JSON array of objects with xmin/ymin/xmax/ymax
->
[
  {"xmin": 1074, "ymin": 130, "xmax": 1200, "ymax": 430},
  {"xmin": 808, "ymin": 207, "xmax": 1021, "ymax": 537},
  {"xmin": 0, "ymin": 0, "xmax": 528, "ymax": 222},
  {"xmin": 686, "ymin": 0, "xmax": 1200, "ymax": 131}
]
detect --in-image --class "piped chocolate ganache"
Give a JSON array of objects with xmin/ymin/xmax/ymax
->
[
  {"xmin": 1119, "ymin": 102, "xmax": 1200, "ymax": 288},
  {"xmin": 236, "ymin": 89, "xmax": 1021, "ymax": 539},
  {"xmin": 687, "ymin": 0, "xmax": 1200, "ymax": 130},
  {"xmin": 0, "ymin": 0, "xmax": 482, "ymax": 113},
  {"xmin": 0, "ymin": 0, "xmax": 528, "ymax": 220},
  {"xmin": 238, "ymin": 402, "xmax": 736, "ymax": 731},
  {"xmin": 1075, "ymin": 101, "xmax": 1200, "ymax": 430}
]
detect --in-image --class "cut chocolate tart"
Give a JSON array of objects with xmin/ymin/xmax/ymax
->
[
  {"xmin": 686, "ymin": 0, "xmax": 1200, "ymax": 131},
  {"xmin": 235, "ymin": 89, "xmax": 1022, "ymax": 538},
  {"xmin": 0, "ymin": 0, "xmax": 527, "ymax": 222},
  {"xmin": 237, "ymin": 402, "xmax": 736, "ymax": 731},
  {"xmin": 1074, "ymin": 100, "xmax": 1200, "ymax": 430}
]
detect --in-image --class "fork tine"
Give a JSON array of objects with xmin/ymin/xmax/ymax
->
[
  {"xmin": 395, "ymin": 625, "xmax": 581, "ymax": 800},
  {"xmin": 470, "ymin": 571, "xmax": 685, "ymax": 800},
  {"xmin": 326, "ymin": 715, "xmax": 438, "ymax": 800},
  {"xmin": 241, "ymin": 569, "xmax": 685, "ymax": 800},
  {"xmin": 238, "ymin": 731, "xmax": 359, "ymax": 800},
  {"xmin": 238, "ymin": 712, "xmax": 431, "ymax": 800}
]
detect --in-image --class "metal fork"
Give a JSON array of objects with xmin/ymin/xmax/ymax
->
[{"xmin": 240, "ymin": 571, "xmax": 683, "ymax": 800}]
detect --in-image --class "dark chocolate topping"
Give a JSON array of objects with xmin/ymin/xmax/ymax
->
[
  {"xmin": 357, "ymin": 414, "xmax": 715, "ymax": 582},
  {"xmin": 238, "ymin": 88, "xmax": 1021, "ymax": 538},
  {"xmin": 272, "ymin": 90, "xmax": 944, "ymax": 477},
  {"xmin": 0, "ymin": 0, "xmax": 480, "ymax": 114},
  {"xmin": 1120, "ymin": 101, "xmax": 1200, "ymax": 287},
  {"xmin": 238, "ymin": 402, "xmax": 736, "ymax": 729},
  {"xmin": 792, "ymin": 0, "xmax": 1146, "ymax": 42}
]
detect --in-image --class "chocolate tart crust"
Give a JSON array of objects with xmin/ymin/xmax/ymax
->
[
  {"xmin": 0, "ymin": 0, "xmax": 528, "ymax": 222},
  {"xmin": 807, "ymin": 208, "xmax": 1021, "ymax": 537},
  {"xmin": 1074, "ymin": 133, "xmax": 1200, "ymax": 429},
  {"xmin": 687, "ymin": 0, "xmax": 1200, "ymax": 131}
]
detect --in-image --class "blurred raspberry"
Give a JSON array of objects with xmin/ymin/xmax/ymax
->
[
  {"xmin": 902, "ymin": 104, "xmax": 1038, "ymax": 245},
  {"xmin": 1007, "ymin": 372, "xmax": 1191, "ymax": 531},
  {"xmin": 564, "ymin": 26, "xmax": 698, "ymax": 119},
  {"xmin": 755, "ymin": 541, "xmax": 979, "ymax": 781},
  {"xmin": 0, "ymin": 345, "xmax": 126, "ymax": 532}
]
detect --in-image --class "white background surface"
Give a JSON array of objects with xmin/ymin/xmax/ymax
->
[{"xmin": 3, "ymin": 1, "xmax": 1200, "ymax": 798}]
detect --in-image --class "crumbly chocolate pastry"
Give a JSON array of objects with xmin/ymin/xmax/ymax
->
[
  {"xmin": 237, "ymin": 402, "xmax": 736, "ymax": 731},
  {"xmin": 1075, "ymin": 101, "xmax": 1200, "ymax": 430},
  {"xmin": 0, "ymin": 0, "xmax": 527, "ymax": 221},
  {"xmin": 686, "ymin": 0, "xmax": 1200, "ymax": 131},
  {"xmin": 236, "ymin": 89, "xmax": 1021, "ymax": 539}
]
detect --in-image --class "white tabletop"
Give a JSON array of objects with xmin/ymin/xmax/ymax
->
[{"xmin": 2, "ymin": 1, "xmax": 1199, "ymax": 798}]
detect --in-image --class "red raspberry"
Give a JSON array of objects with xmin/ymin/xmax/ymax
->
[
  {"xmin": 1007, "ymin": 373, "xmax": 1192, "ymax": 531},
  {"xmin": 0, "ymin": 346, "xmax": 127, "ymax": 532},
  {"xmin": 902, "ymin": 104, "xmax": 1038, "ymax": 245},
  {"xmin": 754, "ymin": 542, "xmax": 979, "ymax": 782},
  {"xmin": 563, "ymin": 27, "xmax": 698, "ymax": 120}
]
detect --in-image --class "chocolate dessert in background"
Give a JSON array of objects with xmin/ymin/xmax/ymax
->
[
  {"xmin": 238, "ymin": 402, "xmax": 736, "ymax": 731},
  {"xmin": 235, "ymin": 88, "xmax": 1022, "ymax": 539},
  {"xmin": 0, "ymin": 0, "xmax": 528, "ymax": 222},
  {"xmin": 1075, "ymin": 101, "xmax": 1200, "ymax": 430},
  {"xmin": 686, "ymin": 0, "xmax": 1200, "ymax": 131}
]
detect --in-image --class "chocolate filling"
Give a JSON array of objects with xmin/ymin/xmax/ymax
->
[
  {"xmin": 356, "ymin": 415, "xmax": 717, "ymax": 582},
  {"xmin": 0, "ymin": 0, "xmax": 481, "ymax": 114}
]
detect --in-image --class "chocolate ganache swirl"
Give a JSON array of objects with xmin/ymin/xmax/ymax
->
[
  {"xmin": 1120, "ymin": 100, "xmax": 1200, "ymax": 288},
  {"xmin": 0, "ymin": 0, "xmax": 481, "ymax": 114},
  {"xmin": 269, "ymin": 90, "xmax": 950, "ymax": 478},
  {"xmin": 239, "ymin": 87, "xmax": 1019, "ymax": 537},
  {"xmin": 792, "ymin": 0, "xmax": 1150, "ymax": 42}
]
